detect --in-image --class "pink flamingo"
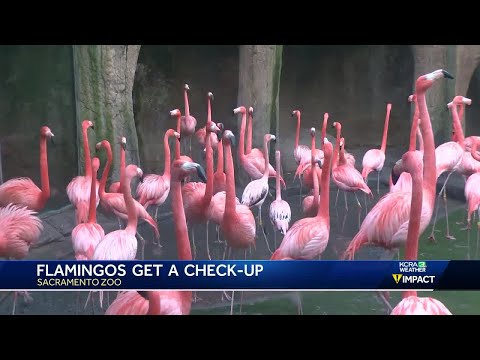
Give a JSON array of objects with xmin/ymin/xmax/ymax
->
[
  {"xmin": 296, "ymin": 113, "xmax": 329, "ymax": 193},
  {"xmin": 389, "ymin": 95, "xmax": 423, "ymax": 193},
  {"xmin": 95, "ymin": 139, "xmax": 160, "ymax": 255},
  {"xmin": 67, "ymin": 120, "xmax": 100, "ymax": 224},
  {"xmin": 331, "ymin": 121, "xmax": 356, "ymax": 206},
  {"xmin": 428, "ymin": 96, "xmax": 474, "ymax": 241},
  {"xmin": 90, "ymin": 164, "xmax": 144, "ymax": 307},
  {"xmin": 194, "ymin": 92, "xmax": 219, "ymax": 152},
  {"xmin": 107, "ymin": 136, "xmax": 127, "ymax": 195},
  {"xmin": 182, "ymin": 119, "xmax": 220, "ymax": 260},
  {"xmin": 136, "ymin": 129, "xmax": 179, "ymax": 221},
  {"xmin": 241, "ymin": 133, "xmax": 277, "ymax": 253},
  {"xmin": 362, "ymin": 103, "xmax": 392, "ymax": 194},
  {"xmin": 171, "ymin": 109, "xmax": 193, "ymax": 184},
  {"xmin": 463, "ymin": 138, "xmax": 480, "ymax": 231},
  {"xmin": 342, "ymin": 69, "xmax": 453, "ymax": 261},
  {"xmin": 109, "ymin": 182, "xmax": 121, "ymax": 193},
  {"xmin": 0, "ymin": 203, "xmax": 43, "ymax": 314},
  {"xmin": 213, "ymin": 122, "xmax": 226, "ymax": 194},
  {"xmin": 292, "ymin": 110, "xmax": 313, "ymax": 166},
  {"xmin": 105, "ymin": 160, "xmax": 204, "ymax": 316},
  {"xmin": 235, "ymin": 106, "xmax": 286, "ymax": 187},
  {"xmin": 332, "ymin": 137, "xmax": 372, "ymax": 213},
  {"xmin": 302, "ymin": 128, "xmax": 321, "ymax": 217},
  {"xmin": 269, "ymin": 150, "xmax": 291, "ymax": 248},
  {"xmin": 450, "ymin": 98, "xmax": 479, "ymax": 152},
  {"xmin": 0, "ymin": 126, "xmax": 54, "ymax": 211},
  {"xmin": 180, "ymin": 83, "xmax": 197, "ymax": 156},
  {"xmin": 220, "ymin": 130, "xmax": 256, "ymax": 313},
  {"xmin": 71, "ymin": 157, "xmax": 105, "ymax": 260},
  {"xmin": 245, "ymin": 106, "xmax": 256, "ymax": 155},
  {"xmin": 390, "ymin": 150, "xmax": 451, "ymax": 315},
  {"xmin": 271, "ymin": 137, "xmax": 333, "ymax": 314}
]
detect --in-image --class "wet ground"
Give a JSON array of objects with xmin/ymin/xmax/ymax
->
[{"xmin": 0, "ymin": 166, "xmax": 474, "ymax": 315}]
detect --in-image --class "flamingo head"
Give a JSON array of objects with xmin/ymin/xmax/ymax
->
[
  {"xmin": 452, "ymin": 95, "xmax": 472, "ymax": 106},
  {"xmin": 292, "ymin": 110, "xmax": 300, "ymax": 119},
  {"xmin": 96, "ymin": 139, "xmax": 110, "ymax": 152},
  {"xmin": 248, "ymin": 106, "xmax": 254, "ymax": 115},
  {"xmin": 120, "ymin": 136, "xmax": 127, "ymax": 150},
  {"xmin": 310, "ymin": 127, "xmax": 316, "ymax": 137},
  {"xmin": 266, "ymin": 134, "xmax": 276, "ymax": 144},
  {"xmin": 207, "ymin": 121, "xmax": 220, "ymax": 134},
  {"xmin": 41, "ymin": 126, "xmax": 55, "ymax": 144},
  {"xmin": 173, "ymin": 160, "xmax": 207, "ymax": 183},
  {"xmin": 92, "ymin": 157, "xmax": 101, "ymax": 173},
  {"xmin": 166, "ymin": 129, "xmax": 180, "ymax": 140},
  {"xmin": 223, "ymin": 130, "xmax": 236, "ymax": 147},
  {"xmin": 233, "ymin": 106, "xmax": 246, "ymax": 115},
  {"xmin": 392, "ymin": 150, "xmax": 423, "ymax": 185},
  {"xmin": 208, "ymin": 92, "xmax": 214, "ymax": 100},
  {"xmin": 170, "ymin": 109, "xmax": 181, "ymax": 117},
  {"xmin": 125, "ymin": 164, "xmax": 143, "ymax": 183},
  {"xmin": 339, "ymin": 137, "xmax": 345, "ymax": 151},
  {"xmin": 408, "ymin": 94, "xmax": 415, "ymax": 103},
  {"xmin": 184, "ymin": 83, "xmax": 190, "ymax": 91},
  {"xmin": 416, "ymin": 69, "xmax": 454, "ymax": 93},
  {"xmin": 331, "ymin": 121, "xmax": 341, "ymax": 132},
  {"xmin": 323, "ymin": 137, "xmax": 333, "ymax": 160},
  {"xmin": 82, "ymin": 120, "xmax": 94, "ymax": 130}
]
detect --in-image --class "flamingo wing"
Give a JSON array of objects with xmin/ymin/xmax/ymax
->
[
  {"xmin": 269, "ymin": 199, "xmax": 291, "ymax": 235},
  {"xmin": 332, "ymin": 165, "xmax": 372, "ymax": 194},
  {"xmin": 92, "ymin": 229, "xmax": 137, "ymax": 261},
  {"xmin": 0, "ymin": 177, "xmax": 42, "ymax": 210},
  {"xmin": 241, "ymin": 179, "xmax": 268, "ymax": 208},
  {"xmin": 294, "ymin": 145, "xmax": 311, "ymax": 165},
  {"xmin": 105, "ymin": 291, "xmax": 149, "ymax": 315},
  {"xmin": 136, "ymin": 174, "xmax": 170, "ymax": 207},
  {"xmin": 391, "ymin": 296, "xmax": 452, "ymax": 315},
  {"xmin": 71, "ymin": 223, "xmax": 105, "ymax": 260},
  {"xmin": 435, "ymin": 141, "xmax": 463, "ymax": 178}
]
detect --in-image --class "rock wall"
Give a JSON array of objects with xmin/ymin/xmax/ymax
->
[{"xmin": 0, "ymin": 45, "xmax": 77, "ymax": 210}]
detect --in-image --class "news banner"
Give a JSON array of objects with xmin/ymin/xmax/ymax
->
[{"xmin": 0, "ymin": 260, "xmax": 478, "ymax": 291}]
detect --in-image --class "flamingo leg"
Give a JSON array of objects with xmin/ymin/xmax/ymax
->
[
  {"xmin": 136, "ymin": 232, "xmax": 146, "ymax": 260},
  {"xmin": 335, "ymin": 188, "xmax": 340, "ymax": 206},
  {"xmin": 206, "ymin": 221, "xmax": 211, "ymax": 260},
  {"xmin": 221, "ymin": 243, "xmax": 232, "ymax": 302},
  {"xmin": 117, "ymin": 217, "xmax": 122, "ymax": 229},
  {"xmin": 274, "ymin": 230, "xmax": 277, "ymax": 249},
  {"xmin": 214, "ymin": 225, "xmax": 223, "ymax": 244},
  {"xmin": 191, "ymin": 225, "xmax": 197, "ymax": 260},
  {"xmin": 443, "ymin": 186, "xmax": 455, "ymax": 240},
  {"xmin": 377, "ymin": 170, "xmax": 381, "ymax": 194},
  {"xmin": 299, "ymin": 175, "xmax": 303, "ymax": 206},
  {"xmin": 154, "ymin": 207, "xmax": 159, "ymax": 223},
  {"xmin": 354, "ymin": 192, "xmax": 361, "ymax": 208},
  {"xmin": 377, "ymin": 291, "xmax": 393, "ymax": 314},
  {"xmin": 258, "ymin": 205, "xmax": 272, "ymax": 254},
  {"xmin": 296, "ymin": 292, "xmax": 303, "ymax": 315},
  {"xmin": 467, "ymin": 227, "xmax": 471, "ymax": 260},
  {"xmin": 428, "ymin": 172, "xmax": 453, "ymax": 242},
  {"xmin": 344, "ymin": 192, "xmax": 348, "ymax": 211},
  {"xmin": 364, "ymin": 193, "xmax": 368, "ymax": 217}
]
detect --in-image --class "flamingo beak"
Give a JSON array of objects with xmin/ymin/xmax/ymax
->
[
  {"xmin": 196, "ymin": 164, "xmax": 207, "ymax": 183},
  {"xmin": 442, "ymin": 70, "xmax": 454, "ymax": 79}
]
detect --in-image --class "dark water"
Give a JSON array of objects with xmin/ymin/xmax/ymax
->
[{"xmin": 0, "ymin": 173, "xmax": 477, "ymax": 315}]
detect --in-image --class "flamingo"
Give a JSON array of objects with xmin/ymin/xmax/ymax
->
[
  {"xmin": 67, "ymin": 120, "xmax": 100, "ymax": 224},
  {"xmin": 342, "ymin": 69, "xmax": 454, "ymax": 263},
  {"xmin": 269, "ymin": 150, "xmax": 292, "ymax": 248},
  {"xmin": 331, "ymin": 121, "xmax": 356, "ymax": 206},
  {"xmin": 107, "ymin": 136, "xmax": 127, "ymax": 195},
  {"xmin": 389, "ymin": 149, "xmax": 452, "ymax": 315},
  {"xmin": 292, "ymin": 110, "xmax": 314, "ymax": 166},
  {"xmin": 428, "ymin": 96, "xmax": 474, "ymax": 241},
  {"xmin": 105, "ymin": 160, "xmax": 205, "ymax": 316},
  {"xmin": 302, "ymin": 127, "xmax": 321, "ymax": 217},
  {"xmin": 220, "ymin": 130, "xmax": 256, "ymax": 313},
  {"xmin": 463, "ymin": 138, "xmax": 480, "ymax": 231},
  {"xmin": 245, "ymin": 106, "xmax": 256, "ymax": 155},
  {"xmin": 362, "ymin": 103, "xmax": 392, "ymax": 194},
  {"xmin": 90, "ymin": 164, "xmax": 144, "ymax": 307},
  {"xmin": 271, "ymin": 137, "xmax": 333, "ymax": 315},
  {"xmin": 194, "ymin": 92, "xmax": 219, "ymax": 152},
  {"xmin": 296, "ymin": 113, "xmax": 329, "ymax": 192},
  {"xmin": 0, "ymin": 203, "xmax": 43, "ymax": 314},
  {"xmin": 182, "ymin": 119, "xmax": 220, "ymax": 261},
  {"xmin": 136, "ymin": 129, "xmax": 179, "ymax": 221},
  {"xmin": 0, "ymin": 126, "xmax": 54, "ymax": 211},
  {"xmin": 241, "ymin": 133, "xmax": 277, "ymax": 253},
  {"xmin": 95, "ymin": 139, "xmax": 160, "ymax": 254},
  {"xmin": 332, "ymin": 137, "xmax": 372, "ymax": 213},
  {"xmin": 109, "ymin": 183, "xmax": 121, "ymax": 193},
  {"xmin": 234, "ymin": 106, "xmax": 286, "ymax": 188},
  {"xmin": 71, "ymin": 157, "xmax": 105, "ymax": 260},
  {"xmin": 213, "ymin": 122, "xmax": 226, "ymax": 194},
  {"xmin": 180, "ymin": 83, "xmax": 197, "ymax": 157}
]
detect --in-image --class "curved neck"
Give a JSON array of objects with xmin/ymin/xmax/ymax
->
[
  {"xmin": 247, "ymin": 112, "xmax": 253, "ymax": 154},
  {"xmin": 171, "ymin": 175, "xmax": 192, "ymax": 261},
  {"xmin": 471, "ymin": 140, "xmax": 480, "ymax": 161},
  {"xmin": 99, "ymin": 145, "xmax": 112, "ymax": 197},
  {"xmin": 403, "ymin": 168, "xmax": 423, "ymax": 299},
  {"xmin": 312, "ymin": 163, "xmax": 320, "ymax": 206},
  {"xmin": 311, "ymin": 134, "xmax": 316, "ymax": 155},
  {"xmin": 39, "ymin": 135, "xmax": 50, "ymax": 203},
  {"xmin": 417, "ymin": 128, "xmax": 424, "ymax": 152},
  {"xmin": 452, "ymin": 103, "xmax": 465, "ymax": 148},
  {"xmin": 317, "ymin": 150, "xmax": 331, "ymax": 218},
  {"xmin": 380, "ymin": 105, "xmax": 391, "ymax": 153},
  {"xmin": 275, "ymin": 153, "xmax": 281, "ymax": 201},
  {"xmin": 262, "ymin": 138, "xmax": 270, "ymax": 178},
  {"xmin": 176, "ymin": 115, "xmax": 181, "ymax": 159},
  {"xmin": 224, "ymin": 142, "xmax": 237, "ymax": 218},
  {"xmin": 409, "ymin": 102, "xmax": 420, "ymax": 152},
  {"xmin": 295, "ymin": 112, "xmax": 301, "ymax": 148},
  {"xmin": 122, "ymin": 174, "xmax": 137, "ymax": 235},
  {"xmin": 203, "ymin": 131, "xmax": 214, "ymax": 205},
  {"xmin": 120, "ymin": 144, "xmax": 126, "ymax": 184},
  {"xmin": 184, "ymin": 89, "xmax": 190, "ymax": 117},
  {"xmin": 163, "ymin": 132, "xmax": 172, "ymax": 177},
  {"xmin": 88, "ymin": 163, "xmax": 98, "ymax": 223},
  {"xmin": 416, "ymin": 89, "xmax": 436, "ymax": 203},
  {"xmin": 82, "ymin": 126, "xmax": 92, "ymax": 178},
  {"xmin": 147, "ymin": 292, "xmax": 161, "ymax": 314},
  {"xmin": 321, "ymin": 115, "xmax": 328, "ymax": 150},
  {"xmin": 216, "ymin": 139, "xmax": 224, "ymax": 173},
  {"xmin": 238, "ymin": 111, "xmax": 247, "ymax": 161},
  {"xmin": 458, "ymin": 103, "xmax": 465, "ymax": 127},
  {"xmin": 339, "ymin": 146, "xmax": 346, "ymax": 165}
]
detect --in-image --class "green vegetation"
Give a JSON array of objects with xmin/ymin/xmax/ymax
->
[{"xmin": 192, "ymin": 208, "xmax": 480, "ymax": 315}]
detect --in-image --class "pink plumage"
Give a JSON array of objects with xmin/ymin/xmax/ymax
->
[
  {"xmin": 389, "ymin": 172, "xmax": 412, "ymax": 193},
  {"xmin": 269, "ymin": 150, "xmax": 291, "ymax": 235},
  {"xmin": 180, "ymin": 84, "xmax": 197, "ymax": 137},
  {"xmin": 435, "ymin": 141, "xmax": 463, "ymax": 179},
  {"xmin": 302, "ymin": 191, "xmax": 320, "ymax": 217},
  {"xmin": 207, "ymin": 191, "xmax": 240, "ymax": 225},
  {"xmin": 391, "ymin": 295, "xmax": 452, "ymax": 315},
  {"xmin": 464, "ymin": 173, "xmax": 480, "ymax": 228},
  {"xmin": 105, "ymin": 290, "xmax": 189, "ymax": 315},
  {"xmin": 0, "ymin": 203, "xmax": 43, "ymax": 259},
  {"xmin": 109, "ymin": 182, "xmax": 120, "ymax": 193},
  {"xmin": 195, "ymin": 127, "xmax": 219, "ymax": 151},
  {"xmin": 71, "ymin": 224, "xmax": 105, "ymax": 260},
  {"xmin": 362, "ymin": 149, "xmax": 385, "ymax": 178}
]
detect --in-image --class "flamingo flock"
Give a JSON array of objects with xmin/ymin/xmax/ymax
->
[{"xmin": 1, "ymin": 68, "xmax": 475, "ymax": 316}]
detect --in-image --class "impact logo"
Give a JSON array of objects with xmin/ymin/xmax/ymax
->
[{"xmin": 392, "ymin": 261, "xmax": 435, "ymax": 285}]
